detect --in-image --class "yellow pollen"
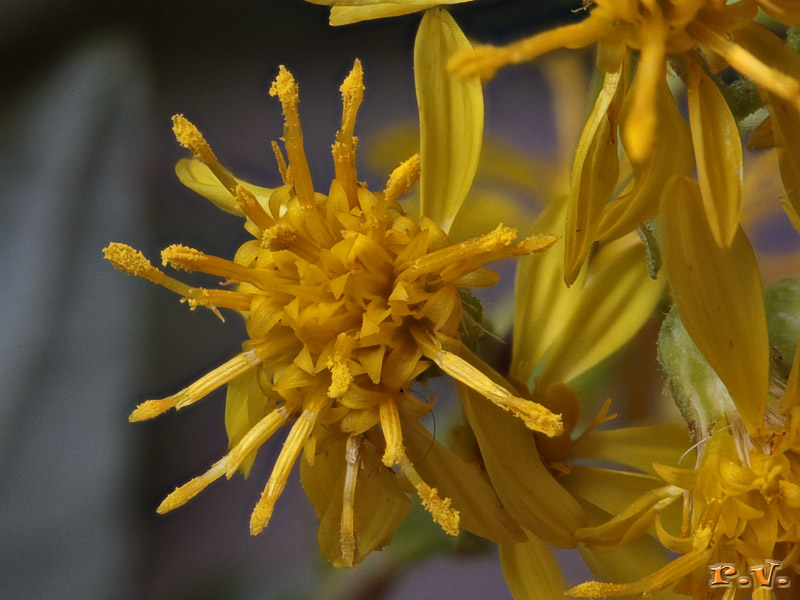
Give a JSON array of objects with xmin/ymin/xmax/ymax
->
[
  {"xmin": 383, "ymin": 154, "xmax": 420, "ymax": 204},
  {"xmin": 235, "ymin": 185, "xmax": 274, "ymax": 230},
  {"xmin": 398, "ymin": 454, "xmax": 459, "ymax": 536},
  {"xmin": 327, "ymin": 334, "xmax": 355, "ymax": 399},
  {"xmin": 270, "ymin": 66, "xmax": 315, "ymax": 207},
  {"xmin": 161, "ymin": 244, "xmax": 252, "ymax": 281},
  {"xmin": 103, "ymin": 243, "xmax": 163, "ymax": 283},
  {"xmin": 171, "ymin": 114, "xmax": 238, "ymax": 193},
  {"xmin": 378, "ymin": 397, "xmax": 404, "ymax": 467}
]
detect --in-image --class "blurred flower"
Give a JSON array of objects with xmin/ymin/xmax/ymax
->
[{"xmin": 103, "ymin": 53, "xmax": 570, "ymax": 567}]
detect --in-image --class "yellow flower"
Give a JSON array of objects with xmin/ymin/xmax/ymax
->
[
  {"xmin": 450, "ymin": 1, "xmax": 800, "ymax": 287},
  {"xmin": 103, "ymin": 56, "xmax": 568, "ymax": 567},
  {"xmin": 564, "ymin": 156, "xmax": 800, "ymax": 596}
]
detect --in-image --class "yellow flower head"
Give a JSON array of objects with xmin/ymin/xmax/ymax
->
[
  {"xmin": 104, "ymin": 60, "xmax": 561, "ymax": 566},
  {"xmin": 451, "ymin": 0, "xmax": 800, "ymax": 160}
]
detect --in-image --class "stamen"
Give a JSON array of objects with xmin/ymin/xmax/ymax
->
[
  {"xmin": 162, "ymin": 244, "xmax": 252, "ymax": 281},
  {"xmin": 333, "ymin": 59, "xmax": 364, "ymax": 202},
  {"xmin": 225, "ymin": 407, "xmax": 290, "ymax": 477},
  {"xmin": 250, "ymin": 390, "xmax": 329, "ymax": 534},
  {"xmin": 262, "ymin": 222, "xmax": 321, "ymax": 262},
  {"xmin": 448, "ymin": 18, "xmax": 609, "ymax": 80},
  {"xmin": 129, "ymin": 351, "xmax": 261, "ymax": 421},
  {"xmin": 104, "ymin": 243, "xmax": 249, "ymax": 316},
  {"xmin": 327, "ymin": 333, "xmax": 355, "ymax": 399},
  {"xmin": 384, "ymin": 154, "xmax": 420, "ymax": 204},
  {"xmin": 235, "ymin": 185, "xmax": 274, "ymax": 231},
  {"xmin": 157, "ymin": 458, "xmax": 226, "ymax": 514},
  {"xmin": 411, "ymin": 328, "xmax": 563, "ymax": 437},
  {"xmin": 378, "ymin": 397, "xmax": 404, "ymax": 467},
  {"xmin": 269, "ymin": 66, "xmax": 315, "ymax": 208},
  {"xmin": 397, "ymin": 453, "xmax": 459, "ymax": 536},
  {"xmin": 340, "ymin": 434, "xmax": 363, "ymax": 568},
  {"xmin": 172, "ymin": 114, "xmax": 238, "ymax": 193},
  {"xmin": 271, "ymin": 141, "xmax": 291, "ymax": 186}
]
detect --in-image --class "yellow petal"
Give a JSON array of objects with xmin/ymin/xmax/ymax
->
[
  {"xmin": 458, "ymin": 382, "xmax": 586, "ymax": 548},
  {"xmin": 659, "ymin": 176, "xmax": 769, "ymax": 434},
  {"xmin": 512, "ymin": 198, "xmax": 587, "ymax": 384},
  {"xmin": 402, "ymin": 416, "xmax": 525, "ymax": 545},
  {"xmin": 539, "ymin": 233, "xmax": 665, "ymax": 386},
  {"xmin": 621, "ymin": 35, "xmax": 665, "ymax": 165},
  {"xmin": 686, "ymin": 59, "xmax": 743, "ymax": 248},
  {"xmin": 175, "ymin": 158, "xmax": 274, "ymax": 217},
  {"xmin": 564, "ymin": 66, "xmax": 623, "ymax": 285},
  {"xmin": 306, "ymin": 0, "xmax": 471, "ymax": 26},
  {"xmin": 415, "ymin": 8, "xmax": 483, "ymax": 233},
  {"xmin": 500, "ymin": 530, "xmax": 566, "ymax": 600},
  {"xmin": 569, "ymin": 423, "xmax": 691, "ymax": 476},
  {"xmin": 302, "ymin": 433, "xmax": 412, "ymax": 567},
  {"xmin": 224, "ymin": 369, "xmax": 274, "ymax": 477},
  {"xmin": 597, "ymin": 72, "xmax": 694, "ymax": 242}
]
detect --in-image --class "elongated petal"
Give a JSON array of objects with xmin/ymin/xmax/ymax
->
[
  {"xmin": 569, "ymin": 423, "xmax": 691, "ymax": 476},
  {"xmin": 659, "ymin": 176, "xmax": 769, "ymax": 434},
  {"xmin": 415, "ymin": 8, "xmax": 483, "ymax": 233},
  {"xmin": 513, "ymin": 198, "xmax": 587, "ymax": 384},
  {"xmin": 224, "ymin": 369, "xmax": 274, "ymax": 477},
  {"xmin": 597, "ymin": 71, "xmax": 694, "ymax": 242},
  {"xmin": 458, "ymin": 383, "xmax": 586, "ymax": 548},
  {"xmin": 402, "ymin": 416, "xmax": 524, "ymax": 544},
  {"xmin": 500, "ymin": 530, "xmax": 566, "ymax": 600},
  {"xmin": 686, "ymin": 60, "xmax": 743, "ymax": 248},
  {"xmin": 540, "ymin": 233, "xmax": 665, "ymax": 386},
  {"xmin": 306, "ymin": 0, "xmax": 470, "ymax": 26},
  {"xmin": 175, "ymin": 158, "xmax": 274, "ymax": 216},
  {"xmin": 302, "ymin": 434, "xmax": 411, "ymax": 567},
  {"xmin": 564, "ymin": 67, "xmax": 623, "ymax": 285}
]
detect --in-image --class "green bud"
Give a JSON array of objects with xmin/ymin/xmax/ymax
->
[
  {"xmin": 657, "ymin": 308, "xmax": 737, "ymax": 438},
  {"xmin": 765, "ymin": 277, "xmax": 800, "ymax": 382}
]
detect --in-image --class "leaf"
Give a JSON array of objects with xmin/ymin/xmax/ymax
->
[
  {"xmin": 659, "ymin": 175, "xmax": 769, "ymax": 434},
  {"xmin": 415, "ymin": 8, "xmax": 483, "ymax": 233}
]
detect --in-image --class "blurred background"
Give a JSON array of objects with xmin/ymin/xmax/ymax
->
[{"xmin": 0, "ymin": 1, "xmax": 688, "ymax": 599}]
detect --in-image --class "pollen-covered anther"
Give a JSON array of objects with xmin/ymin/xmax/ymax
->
[
  {"xmin": 103, "ymin": 242, "xmax": 164, "ymax": 284},
  {"xmin": 384, "ymin": 154, "xmax": 420, "ymax": 204},
  {"xmin": 171, "ymin": 114, "xmax": 237, "ymax": 193},
  {"xmin": 398, "ymin": 454, "xmax": 459, "ymax": 536},
  {"xmin": 262, "ymin": 222, "xmax": 320, "ymax": 262},
  {"xmin": 327, "ymin": 334, "xmax": 355, "ymax": 399},
  {"xmin": 270, "ymin": 66, "xmax": 315, "ymax": 207},
  {"xmin": 234, "ymin": 185, "xmax": 274, "ymax": 230},
  {"xmin": 161, "ymin": 244, "xmax": 252, "ymax": 281}
]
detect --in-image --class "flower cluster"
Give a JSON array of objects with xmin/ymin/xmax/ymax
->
[{"xmin": 104, "ymin": 1, "xmax": 800, "ymax": 598}]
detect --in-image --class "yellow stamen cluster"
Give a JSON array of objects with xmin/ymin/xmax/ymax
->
[
  {"xmin": 570, "ymin": 414, "xmax": 800, "ymax": 598},
  {"xmin": 105, "ymin": 60, "xmax": 561, "ymax": 565}
]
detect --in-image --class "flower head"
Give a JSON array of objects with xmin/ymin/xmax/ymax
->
[{"xmin": 104, "ymin": 60, "xmax": 562, "ymax": 566}]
